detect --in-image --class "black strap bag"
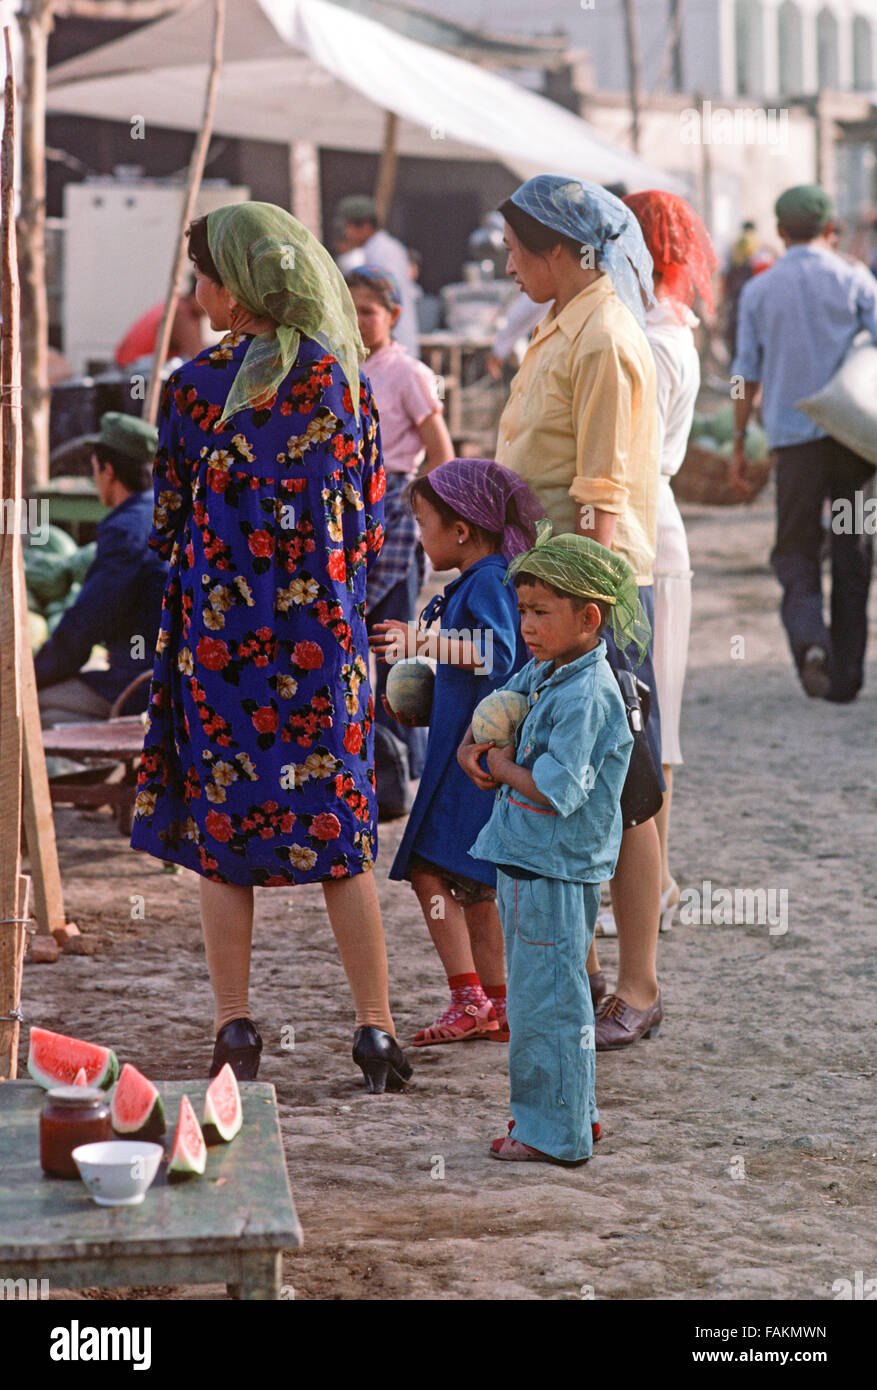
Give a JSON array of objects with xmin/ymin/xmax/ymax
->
[{"xmin": 612, "ymin": 668, "xmax": 664, "ymax": 829}]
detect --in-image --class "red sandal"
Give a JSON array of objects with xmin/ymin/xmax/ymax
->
[{"xmin": 412, "ymin": 999, "xmax": 499, "ymax": 1047}]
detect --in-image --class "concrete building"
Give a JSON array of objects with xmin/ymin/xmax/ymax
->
[{"xmin": 428, "ymin": 0, "xmax": 877, "ymax": 250}]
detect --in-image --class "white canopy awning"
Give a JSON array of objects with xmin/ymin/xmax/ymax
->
[{"xmin": 47, "ymin": 0, "xmax": 683, "ymax": 190}]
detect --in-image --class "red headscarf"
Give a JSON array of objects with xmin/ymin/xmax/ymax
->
[{"xmin": 623, "ymin": 191, "xmax": 717, "ymax": 322}]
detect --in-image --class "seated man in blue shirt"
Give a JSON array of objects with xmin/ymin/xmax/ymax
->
[
  {"xmin": 36, "ymin": 413, "xmax": 167, "ymax": 726},
  {"xmin": 731, "ymin": 184, "xmax": 877, "ymax": 703}
]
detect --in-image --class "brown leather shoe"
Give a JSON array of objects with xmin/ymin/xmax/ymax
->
[
  {"xmin": 594, "ymin": 991, "xmax": 663, "ymax": 1051},
  {"xmin": 588, "ymin": 970, "xmax": 607, "ymax": 1008}
]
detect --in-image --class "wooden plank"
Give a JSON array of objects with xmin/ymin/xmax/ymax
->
[
  {"xmin": 0, "ymin": 27, "xmax": 26, "ymax": 1080},
  {"xmin": 0, "ymin": 1081, "xmax": 303, "ymax": 1264},
  {"xmin": 1, "ymin": 1248, "xmax": 280, "ymax": 1297},
  {"xmin": 20, "ymin": 557, "xmax": 66, "ymax": 936},
  {"xmin": 41, "ymin": 721, "xmax": 145, "ymax": 757},
  {"xmin": 17, "ymin": 0, "xmax": 53, "ymax": 494},
  {"xmin": 49, "ymin": 784, "xmax": 134, "ymax": 809}
]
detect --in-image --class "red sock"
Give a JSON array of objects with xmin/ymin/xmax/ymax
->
[{"xmin": 448, "ymin": 972, "xmax": 480, "ymax": 990}]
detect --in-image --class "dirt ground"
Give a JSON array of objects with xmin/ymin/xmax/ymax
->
[{"xmin": 16, "ymin": 480, "xmax": 877, "ymax": 1301}]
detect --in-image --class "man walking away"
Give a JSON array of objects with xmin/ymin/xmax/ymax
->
[{"xmin": 731, "ymin": 185, "xmax": 877, "ymax": 704}]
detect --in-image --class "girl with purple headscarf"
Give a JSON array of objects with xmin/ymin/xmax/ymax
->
[{"xmin": 369, "ymin": 459, "xmax": 544, "ymax": 1046}]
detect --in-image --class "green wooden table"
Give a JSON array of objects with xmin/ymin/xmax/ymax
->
[{"xmin": 0, "ymin": 1081, "xmax": 302, "ymax": 1300}]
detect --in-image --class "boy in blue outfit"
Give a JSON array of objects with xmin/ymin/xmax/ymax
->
[{"xmin": 459, "ymin": 533, "xmax": 646, "ymax": 1164}]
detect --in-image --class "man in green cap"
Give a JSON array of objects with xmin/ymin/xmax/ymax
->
[
  {"xmin": 731, "ymin": 183, "xmax": 877, "ymax": 702},
  {"xmin": 334, "ymin": 193, "xmax": 419, "ymax": 355},
  {"xmin": 35, "ymin": 413, "xmax": 168, "ymax": 725}
]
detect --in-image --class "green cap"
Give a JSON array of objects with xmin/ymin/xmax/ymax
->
[
  {"xmin": 88, "ymin": 412, "xmax": 158, "ymax": 463},
  {"xmin": 774, "ymin": 185, "xmax": 833, "ymax": 234},
  {"xmin": 335, "ymin": 194, "xmax": 378, "ymax": 224}
]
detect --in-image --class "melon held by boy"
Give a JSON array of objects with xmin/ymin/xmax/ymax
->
[{"xmin": 471, "ymin": 689, "xmax": 529, "ymax": 749}]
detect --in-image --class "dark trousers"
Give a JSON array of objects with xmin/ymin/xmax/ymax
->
[
  {"xmin": 366, "ymin": 563, "xmax": 427, "ymax": 779},
  {"xmin": 772, "ymin": 437, "xmax": 874, "ymax": 701}
]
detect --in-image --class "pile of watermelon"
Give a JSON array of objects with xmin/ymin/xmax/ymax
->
[
  {"xmin": 688, "ymin": 404, "xmax": 769, "ymax": 462},
  {"xmin": 24, "ymin": 525, "xmax": 97, "ymax": 653},
  {"xmin": 27, "ymin": 1027, "xmax": 243, "ymax": 1184}
]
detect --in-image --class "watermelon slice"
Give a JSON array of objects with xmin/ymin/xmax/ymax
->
[
  {"xmin": 202, "ymin": 1063, "xmax": 242, "ymax": 1145},
  {"xmin": 73, "ymin": 1067, "xmax": 89, "ymax": 1086},
  {"xmin": 111, "ymin": 1063, "xmax": 166, "ymax": 1143},
  {"xmin": 168, "ymin": 1095, "xmax": 207, "ymax": 1180},
  {"xmin": 27, "ymin": 1026, "xmax": 119, "ymax": 1090}
]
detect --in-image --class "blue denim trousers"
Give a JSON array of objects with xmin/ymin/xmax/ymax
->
[{"xmin": 496, "ymin": 870, "xmax": 600, "ymax": 1162}]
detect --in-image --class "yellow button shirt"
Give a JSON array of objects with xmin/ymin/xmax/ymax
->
[{"xmin": 496, "ymin": 275, "xmax": 659, "ymax": 585}]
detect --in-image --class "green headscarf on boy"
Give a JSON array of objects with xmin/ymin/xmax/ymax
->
[{"xmin": 506, "ymin": 527, "xmax": 652, "ymax": 663}]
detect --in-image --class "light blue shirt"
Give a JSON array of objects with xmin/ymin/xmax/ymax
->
[
  {"xmin": 732, "ymin": 245, "xmax": 877, "ymax": 449},
  {"xmin": 469, "ymin": 641, "xmax": 633, "ymax": 885}
]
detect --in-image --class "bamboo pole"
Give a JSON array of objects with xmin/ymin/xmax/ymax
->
[
  {"xmin": 17, "ymin": 0, "xmax": 53, "ymax": 495},
  {"xmin": 143, "ymin": 0, "xmax": 225, "ymax": 426},
  {"xmin": 0, "ymin": 28, "xmax": 28, "ymax": 1079},
  {"xmin": 374, "ymin": 110, "xmax": 399, "ymax": 229}
]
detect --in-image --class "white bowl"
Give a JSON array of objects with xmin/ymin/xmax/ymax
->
[{"xmin": 72, "ymin": 1140, "xmax": 163, "ymax": 1206}]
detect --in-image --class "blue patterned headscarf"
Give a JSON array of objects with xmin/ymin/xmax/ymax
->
[{"xmin": 508, "ymin": 175, "xmax": 655, "ymax": 327}]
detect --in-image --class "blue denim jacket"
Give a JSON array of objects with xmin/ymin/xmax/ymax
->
[
  {"xmin": 469, "ymin": 641, "xmax": 633, "ymax": 884},
  {"xmin": 34, "ymin": 490, "xmax": 168, "ymax": 708}
]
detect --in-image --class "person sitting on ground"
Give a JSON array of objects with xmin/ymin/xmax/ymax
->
[
  {"xmin": 35, "ymin": 413, "xmax": 167, "ymax": 727},
  {"xmin": 114, "ymin": 279, "xmax": 206, "ymax": 369}
]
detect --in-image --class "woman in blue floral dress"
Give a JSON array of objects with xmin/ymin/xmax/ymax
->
[{"xmin": 130, "ymin": 202, "xmax": 412, "ymax": 1093}]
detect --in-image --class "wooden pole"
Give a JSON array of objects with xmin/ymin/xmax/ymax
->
[
  {"xmin": 289, "ymin": 140, "xmax": 322, "ymax": 238},
  {"xmin": 20, "ymin": 557, "xmax": 67, "ymax": 939},
  {"xmin": 374, "ymin": 110, "xmax": 399, "ymax": 229},
  {"xmin": 621, "ymin": 0, "xmax": 643, "ymax": 154},
  {"xmin": 0, "ymin": 28, "xmax": 28, "ymax": 1079},
  {"xmin": 144, "ymin": 0, "xmax": 225, "ymax": 426},
  {"xmin": 17, "ymin": 0, "xmax": 52, "ymax": 495}
]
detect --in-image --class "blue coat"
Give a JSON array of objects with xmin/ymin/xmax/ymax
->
[
  {"xmin": 470, "ymin": 642, "xmax": 633, "ymax": 884},
  {"xmin": 130, "ymin": 333, "xmax": 385, "ymax": 887},
  {"xmin": 390, "ymin": 553, "xmax": 527, "ymax": 886},
  {"xmin": 34, "ymin": 490, "xmax": 167, "ymax": 708}
]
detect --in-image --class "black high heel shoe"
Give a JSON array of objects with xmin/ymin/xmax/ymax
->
[
  {"xmin": 352, "ymin": 1026, "xmax": 413, "ymax": 1094},
  {"xmin": 210, "ymin": 1018, "xmax": 263, "ymax": 1081}
]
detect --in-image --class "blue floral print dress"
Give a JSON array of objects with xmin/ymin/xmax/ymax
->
[{"xmin": 130, "ymin": 332, "xmax": 385, "ymax": 887}]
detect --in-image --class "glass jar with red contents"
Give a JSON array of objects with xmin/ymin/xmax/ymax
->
[{"xmin": 39, "ymin": 1087, "xmax": 112, "ymax": 1179}]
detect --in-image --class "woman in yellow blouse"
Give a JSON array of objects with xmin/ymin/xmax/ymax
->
[{"xmin": 496, "ymin": 175, "xmax": 664, "ymax": 1051}]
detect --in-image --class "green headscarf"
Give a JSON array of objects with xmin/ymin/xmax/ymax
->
[
  {"xmin": 505, "ymin": 525, "xmax": 652, "ymax": 664},
  {"xmin": 206, "ymin": 202, "xmax": 366, "ymax": 428}
]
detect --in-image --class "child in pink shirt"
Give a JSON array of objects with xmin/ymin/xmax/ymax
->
[{"xmin": 347, "ymin": 267, "xmax": 454, "ymax": 782}]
